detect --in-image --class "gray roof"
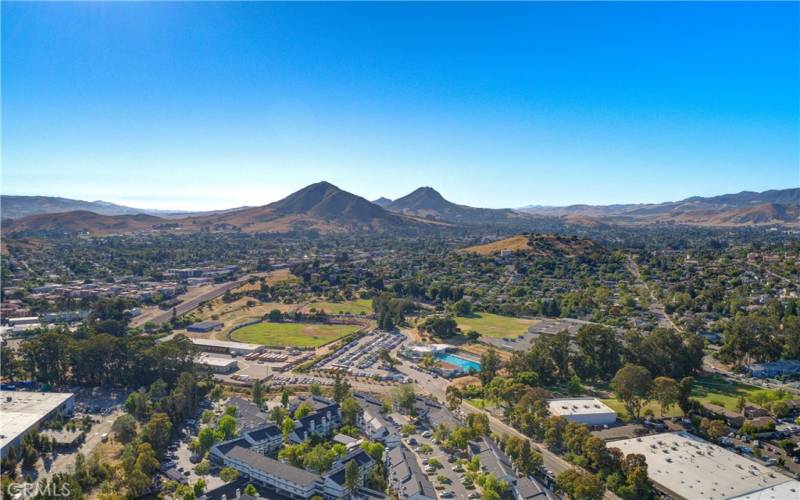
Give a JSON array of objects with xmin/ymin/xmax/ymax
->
[
  {"xmin": 388, "ymin": 445, "xmax": 436, "ymax": 499},
  {"xmin": 227, "ymin": 446, "xmax": 320, "ymax": 487},
  {"xmin": 515, "ymin": 475, "xmax": 558, "ymax": 500},
  {"xmin": 469, "ymin": 436, "xmax": 515, "ymax": 481}
]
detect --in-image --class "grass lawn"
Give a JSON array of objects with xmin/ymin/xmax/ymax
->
[
  {"xmin": 691, "ymin": 374, "xmax": 788, "ymax": 410},
  {"xmin": 302, "ymin": 299, "xmax": 372, "ymax": 315},
  {"xmin": 466, "ymin": 398, "xmax": 492, "ymax": 409},
  {"xmin": 604, "ymin": 375, "xmax": 789, "ymax": 419},
  {"xmin": 230, "ymin": 321, "xmax": 360, "ymax": 348},
  {"xmin": 455, "ymin": 312, "xmax": 538, "ymax": 338},
  {"xmin": 601, "ymin": 398, "xmax": 682, "ymax": 420}
]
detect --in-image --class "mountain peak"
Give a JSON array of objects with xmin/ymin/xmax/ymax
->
[{"xmin": 372, "ymin": 197, "xmax": 393, "ymax": 208}]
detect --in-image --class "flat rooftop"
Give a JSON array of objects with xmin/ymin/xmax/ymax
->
[
  {"xmin": 196, "ymin": 354, "xmax": 238, "ymax": 367},
  {"xmin": 548, "ymin": 398, "xmax": 615, "ymax": 416},
  {"xmin": 190, "ymin": 338, "xmax": 261, "ymax": 351},
  {"xmin": 0, "ymin": 392, "xmax": 74, "ymax": 450},
  {"xmin": 610, "ymin": 432, "xmax": 794, "ymax": 500}
]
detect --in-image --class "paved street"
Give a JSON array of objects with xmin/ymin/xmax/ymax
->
[
  {"xmin": 393, "ymin": 351, "xmax": 620, "ymax": 500},
  {"xmin": 38, "ymin": 409, "xmax": 122, "ymax": 481}
]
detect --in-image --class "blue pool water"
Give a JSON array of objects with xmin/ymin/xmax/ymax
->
[{"xmin": 437, "ymin": 353, "xmax": 481, "ymax": 372}]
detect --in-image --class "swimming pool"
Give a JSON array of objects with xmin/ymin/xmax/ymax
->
[{"xmin": 437, "ymin": 353, "xmax": 481, "ymax": 372}]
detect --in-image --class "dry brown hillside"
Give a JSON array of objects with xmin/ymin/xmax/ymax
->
[{"xmin": 462, "ymin": 233, "xmax": 597, "ymax": 256}]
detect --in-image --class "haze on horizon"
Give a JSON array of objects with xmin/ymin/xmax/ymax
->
[{"xmin": 2, "ymin": 2, "xmax": 798, "ymax": 211}]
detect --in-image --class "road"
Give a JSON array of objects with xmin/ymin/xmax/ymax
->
[
  {"xmin": 626, "ymin": 255, "xmax": 682, "ymax": 332},
  {"xmin": 393, "ymin": 359, "xmax": 620, "ymax": 500},
  {"xmin": 38, "ymin": 410, "xmax": 122, "ymax": 481},
  {"xmin": 132, "ymin": 279, "xmax": 248, "ymax": 327}
]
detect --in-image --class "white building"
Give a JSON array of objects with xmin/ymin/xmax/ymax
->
[
  {"xmin": 1, "ymin": 391, "xmax": 75, "ymax": 455},
  {"xmin": 547, "ymin": 397, "xmax": 616, "ymax": 426},
  {"xmin": 188, "ymin": 338, "xmax": 262, "ymax": 356},
  {"xmin": 196, "ymin": 354, "xmax": 238, "ymax": 373},
  {"xmin": 611, "ymin": 432, "xmax": 800, "ymax": 500}
]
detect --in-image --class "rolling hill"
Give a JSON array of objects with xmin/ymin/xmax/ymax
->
[
  {"xmin": 0, "ymin": 195, "xmax": 248, "ymax": 219},
  {"xmin": 519, "ymin": 188, "xmax": 800, "ymax": 226},
  {"xmin": 2, "ymin": 210, "xmax": 172, "ymax": 234},
  {"xmin": 463, "ymin": 233, "xmax": 599, "ymax": 257},
  {"xmin": 386, "ymin": 187, "xmax": 531, "ymax": 225}
]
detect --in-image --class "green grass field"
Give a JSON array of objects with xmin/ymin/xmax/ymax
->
[
  {"xmin": 230, "ymin": 321, "xmax": 361, "ymax": 348},
  {"xmin": 455, "ymin": 312, "xmax": 538, "ymax": 338},
  {"xmin": 303, "ymin": 299, "xmax": 372, "ymax": 315},
  {"xmin": 603, "ymin": 375, "xmax": 789, "ymax": 419}
]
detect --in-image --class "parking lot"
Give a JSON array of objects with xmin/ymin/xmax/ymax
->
[
  {"xmin": 312, "ymin": 330, "xmax": 409, "ymax": 381},
  {"xmin": 397, "ymin": 418, "xmax": 478, "ymax": 499}
]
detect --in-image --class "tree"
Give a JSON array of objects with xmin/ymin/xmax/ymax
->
[
  {"xmin": 219, "ymin": 467, "xmax": 239, "ymax": 482},
  {"xmin": 193, "ymin": 479, "xmax": 206, "ymax": 497},
  {"xmin": 677, "ymin": 376, "xmax": 694, "ymax": 415},
  {"xmin": 333, "ymin": 373, "xmax": 351, "ymax": 403},
  {"xmin": 445, "ymin": 385, "xmax": 463, "ymax": 412},
  {"xmin": 282, "ymin": 417, "xmax": 295, "ymax": 440},
  {"xmin": 573, "ymin": 325, "xmax": 622, "ymax": 382},
  {"xmin": 556, "ymin": 468, "xmax": 605, "ymax": 500},
  {"xmin": 281, "ymin": 389, "xmax": 290, "ymax": 408},
  {"xmin": 309, "ymin": 383, "xmax": 323, "ymax": 396},
  {"xmin": 252, "ymin": 379, "xmax": 264, "ymax": 407},
  {"xmin": 394, "ymin": 384, "xmax": 416, "ymax": 415},
  {"xmin": 611, "ymin": 364, "xmax": 653, "ymax": 420},
  {"xmin": 217, "ymin": 415, "xmax": 237, "ymax": 440},
  {"xmin": 480, "ymin": 347, "xmax": 500, "ymax": 386},
  {"xmin": 268, "ymin": 309, "xmax": 283, "ymax": 322},
  {"xmin": 452, "ymin": 299, "xmax": 472, "ymax": 316},
  {"xmin": 141, "ymin": 412, "xmax": 173, "ymax": 455},
  {"xmin": 652, "ymin": 377, "xmax": 679, "ymax": 416},
  {"xmin": 243, "ymin": 484, "xmax": 257, "ymax": 496},
  {"xmin": 295, "ymin": 402, "xmax": 313, "ymax": 419},
  {"xmin": 701, "ymin": 418, "xmax": 728, "ymax": 441},
  {"xmin": 515, "ymin": 440, "xmax": 542, "ymax": 474},
  {"xmin": 341, "ymin": 398, "xmax": 362, "ymax": 427},
  {"xmin": 197, "ymin": 427, "xmax": 218, "ymax": 454},
  {"xmin": 566, "ymin": 374, "xmax": 583, "ymax": 396},
  {"xmin": 271, "ymin": 406, "xmax": 288, "ymax": 427},
  {"xmin": 344, "ymin": 457, "xmax": 360, "ymax": 492},
  {"xmin": 112, "ymin": 414, "xmax": 137, "ymax": 443}
]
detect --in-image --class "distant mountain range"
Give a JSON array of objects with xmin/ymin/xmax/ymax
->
[
  {"xmin": 0, "ymin": 195, "xmax": 249, "ymax": 219},
  {"xmin": 383, "ymin": 187, "xmax": 532, "ymax": 226},
  {"xmin": 2, "ymin": 185, "xmax": 797, "ymax": 236},
  {"xmin": 518, "ymin": 188, "xmax": 800, "ymax": 226}
]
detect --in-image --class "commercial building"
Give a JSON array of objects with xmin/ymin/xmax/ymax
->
[
  {"xmin": 547, "ymin": 397, "xmax": 616, "ymax": 426},
  {"xmin": 0, "ymin": 391, "xmax": 75, "ymax": 456},
  {"xmin": 610, "ymin": 432, "xmax": 800, "ymax": 500},
  {"xmin": 189, "ymin": 338, "xmax": 262, "ymax": 356},
  {"xmin": 196, "ymin": 354, "xmax": 238, "ymax": 374},
  {"xmin": 187, "ymin": 320, "xmax": 224, "ymax": 333},
  {"xmin": 745, "ymin": 360, "xmax": 800, "ymax": 379}
]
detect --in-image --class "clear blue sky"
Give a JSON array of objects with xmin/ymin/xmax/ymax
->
[{"xmin": 3, "ymin": 2, "xmax": 798, "ymax": 210}]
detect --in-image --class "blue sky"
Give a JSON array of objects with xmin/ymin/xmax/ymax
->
[{"xmin": 2, "ymin": 2, "xmax": 798, "ymax": 210}]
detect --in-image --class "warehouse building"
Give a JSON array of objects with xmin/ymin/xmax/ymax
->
[
  {"xmin": 547, "ymin": 398, "xmax": 617, "ymax": 426},
  {"xmin": 0, "ymin": 391, "xmax": 75, "ymax": 456},
  {"xmin": 189, "ymin": 338, "xmax": 262, "ymax": 356},
  {"xmin": 610, "ymin": 432, "xmax": 800, "ymax": 500},
  {"xmin": 187, "ymin": 320, "xmax": 224, "ymax": 333},
  {"xmin": 196, "ymin": 354, "xmax": 239, "ymax": 373}
]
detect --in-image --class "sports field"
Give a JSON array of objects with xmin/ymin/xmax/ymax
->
[
  {"xmin": 302, "ymin": 299, "xmax": 372, "ymax": 315},
  {"xmin": 455, "ymin": 312, "xmax": 538, "ymax": 338},
  {"xmin": 230, "ymin": 321, "xmax": 360, "ymax": 347}
]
